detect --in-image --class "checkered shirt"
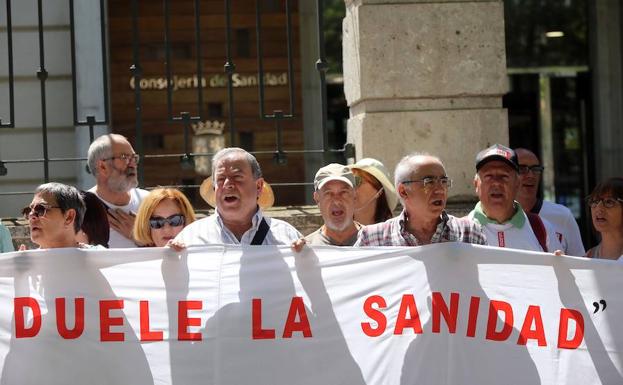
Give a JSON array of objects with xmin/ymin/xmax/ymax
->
[{"xmin": 355, "ymin": 210, "xmax": 487, "ymax": 246}]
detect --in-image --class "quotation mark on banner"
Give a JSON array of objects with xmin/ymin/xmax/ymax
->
[{"xmin": 592, "ymin": 299, "xmax": 607, "ymax": 314}]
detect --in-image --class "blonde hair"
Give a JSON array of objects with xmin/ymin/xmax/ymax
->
[{"xmin": 133, "ymin": 188, "xmax": 196, "ymax": 246}]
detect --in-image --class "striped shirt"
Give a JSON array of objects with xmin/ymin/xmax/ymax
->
[{"xmin": 355, "ymin": 210, "xmax": 487, "ymax": 246}]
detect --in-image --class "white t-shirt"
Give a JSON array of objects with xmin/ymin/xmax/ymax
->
[
  {"xmin": 537, "ymin": 200, "xmax": 585, "ymax": 256},
  {"xmin": 469, "ymin": 202, "xmax": 563, "ymax": 253},
  {"xmin": 89, "ymin": 187, "xmax": 149, "ymax": 248}
]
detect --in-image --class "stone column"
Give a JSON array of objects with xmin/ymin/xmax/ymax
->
[
  {"xmin": 343, "ymin": 0, "xmax": 508, "ymax": 201},
  {"xmin": 590, "ymin": 0, "xmax": 623, "ymax": 182}
]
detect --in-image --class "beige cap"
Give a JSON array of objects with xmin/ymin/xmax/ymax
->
[
  {"xmin": 199, "ymin": 177, "xmax": 275, "ymax": 209},
  {"xmin": 314, "ymin": 163, "xmax": 356, "ymax": 190},
  {"xmin": 350, "ymin": 158, "xmax": 398, "ymax": 211}
]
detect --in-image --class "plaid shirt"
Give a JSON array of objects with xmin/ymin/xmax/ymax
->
[{"xmin": 355, "ymin": 210, "xmax": 487, "ymax": 246}]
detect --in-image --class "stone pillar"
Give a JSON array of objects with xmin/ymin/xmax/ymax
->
[
  {"xmin": 343, "ymin": 0, "xmax": 508, "ymax": 200},
  {"xmin": 590, "ymin": 0, "xmax": 623, "ymax": 182}
]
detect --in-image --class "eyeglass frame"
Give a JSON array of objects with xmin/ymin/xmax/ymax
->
[
  {"xmin": 102, "ymin": 153, "xmax": 140, "ymax": 165},
  {"xmin": 149, "ymin": 214, "xmax": 186, "ymax": 229},
  {"xmin": 401, "ymin": 176, "xmax": 452, "ymax": 189},
  {"xmin": 518, "ymin": 164, "xmax": 545, "ymax": 175},
  {"xmin": 585, "ymin": 197, "xmax": 623, "ymax": 209},
  {"xmin": 22, "ymin": 203, "xmax": 62, "ymax": 219}
]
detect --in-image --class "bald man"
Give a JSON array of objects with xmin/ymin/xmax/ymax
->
[{"xmin": 514, "ymin": 148, "xmax": 585, "ymax": 256}]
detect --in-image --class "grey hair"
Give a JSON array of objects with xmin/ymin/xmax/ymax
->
[
  {"xmin": 211, "ymin": 147, "xmax": 262, "ymax": 180},
  {"xmin": 394, "ymin": 152, "xmax": 442, "ymax": 188},
  {"xmin": 35, "ymin": 183, "xmax": 86, "ymax": 233},
  {"xmin": 87, "ymin": 134, "xmax": 128, "ymax": 177}
]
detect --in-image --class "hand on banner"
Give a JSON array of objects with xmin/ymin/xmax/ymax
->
[
  {"xmin": 18, "ymin": 244, "xmax": 27, "ymax": 251},
  {"xmin": 107, "ymin": 208, "xmax": 136, "ymax": 240},
  {"xmin": 165, "ymin": 239, "xmax": 186, "ymax": 252},
  {"xmin": 554, "ymin": 249, "xmax": 564, "ymax": 256},
  {"xmin": 291, "ymin": 238, "xmax": 306, "ymax": 253}
]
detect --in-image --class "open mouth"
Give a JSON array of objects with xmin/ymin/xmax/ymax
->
[
  {"xmin": 490, "ymin": 192, "xmax": 505, "ymax": 199},
  {"xmin": 431, "ymin": 199, "xmax": 444, "ymax": 207},
  {"xmin": 224, "ymin": 195, "xmax": 239, "ymax": 203},
  {"xmin": 331, "ymin": 208, "xmax": 345, "ymax": 217}
]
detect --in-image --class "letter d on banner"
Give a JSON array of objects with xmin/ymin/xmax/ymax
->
[
  {"xmin": 558, "ymin": 308, "xmax": 584, "ymax": 349},
  {"xmin": 14, "ymin": 297, "xmax": 42, "ymax": 338}
]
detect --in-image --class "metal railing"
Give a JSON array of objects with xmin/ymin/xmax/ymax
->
[{"xmin": 0, "ymin": 0, "xmax": 351, "ymax": 198}]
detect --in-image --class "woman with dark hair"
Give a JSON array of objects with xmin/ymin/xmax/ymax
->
[
  {"xmin": 76, "ymin": 191, "xmax": 110, "ymax": 248},
  {"xmin": 350, "ymin": 158, "xmax": 398, "ymax": 225},
  {"xmin": 586, "ymin": 177, "xmax": 623, "ymax": 260}
]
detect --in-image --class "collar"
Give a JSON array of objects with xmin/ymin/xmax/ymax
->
[
  {"xmin": 215, "ymin": 206, "xmax": 264, "ymax": 232},
  {"xmin": 398, "ymin": 210, "xmax": 449, "ymax": 233},
  {"xmin": 473, "ymin": 201, "xmax": 526, "ymax": 227}
]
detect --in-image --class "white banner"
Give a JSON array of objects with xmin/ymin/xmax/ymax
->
[{"xmin": 0, "ymin": 243, "xmax": 620, "ymax": 385}]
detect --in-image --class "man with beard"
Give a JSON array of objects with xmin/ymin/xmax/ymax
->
[
  {"xmin": 513, "ymin": 148, "xmax": 585, "ymax": 256},
  {"xmin": 303, "ymin": 164, "xmax": 360, "ymax": 246},
  {"xmin": 87, "ymin": 134, "xmax": 148, "ymax": 248},
  {"xmin": 174, "ymin": 147, "xmax": 300, "ymax": 245},
  {"xmin": 469, "ymin": 144, "xmax": 562, "ymax": 252},
  {"xmin": 355, "ymin": 153, "xmax": 486, "ymax": 246}
]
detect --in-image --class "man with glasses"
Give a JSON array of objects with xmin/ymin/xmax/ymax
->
[
  {"xmin": 355, "ymin": 153, "xmax": 486, "ymax": 246},
  {"xmin": 469, "ymin": 144, "xmax": 562, "ymax": 252},
  {"xmin": 87, "ymin": 134, "xmax": 148, "ymax": 248},
  {"xmin": 514, "ymin": 148, "xmax": 584, "ymax": 256}
]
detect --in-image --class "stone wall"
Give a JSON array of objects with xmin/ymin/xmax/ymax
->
[{"xmin": 3, "ymin": 199, "xmax": 476, "ymax": 250}]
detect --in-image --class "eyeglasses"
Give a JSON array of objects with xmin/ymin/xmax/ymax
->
[
  {"xmin": 402, "ymin": 176, "xmax": 452, "ymax": 189},
  {"xmin": 149, "ymin": 214, "xmax": 185, "ymax": 229},
  {"xmin": 22, "ymin": 203, "xmax": 61, "ymax": 219},
  {"xmin": 518, "ymin": 165, "xmax": 544, "ymax": 175},
  {"xmin": 586, "ymin": 197, "xmax": 623, "ymax": 209},
  {"xmin": 103, "ymin": 153, "xmax": 140, "ymax": 164}
]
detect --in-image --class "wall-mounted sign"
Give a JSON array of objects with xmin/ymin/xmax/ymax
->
[
  {"xmin": 192, "ymin": 120, "xmax": 226, "ymax": 176},
  {"xmin": 129, "ymin": 72, "xmax": 288, "ymax": 91}
]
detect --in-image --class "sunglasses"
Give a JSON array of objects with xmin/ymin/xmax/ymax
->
[
  {"xmin": 586, "ymin": 197, "xmax": 623, "ymax": 209},
  {"xmin": 518, "ymin": 165, "xmax": 544, "ymax": 175},
  {"xmin": 149, "ymin": 214, "xmax": 185, "ymax": 229},
  {"xmin": 22, "ymin": 203, "xmax": 61, "ymax": 219}
]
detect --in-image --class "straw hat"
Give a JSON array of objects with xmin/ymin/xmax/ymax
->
[
  {"xmin": 199, "ymin": 177, "xmax": 275, "ymax": 209},
  {"xmin": 350, "ymin": 158, "xmax": 398, "ymax": 211}
]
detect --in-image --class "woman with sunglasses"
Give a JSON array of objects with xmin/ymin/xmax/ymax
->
[
  {"xmin": 350, "ymin": 158, "xmax": 398, "ymax": 225},
  {"xmin": 22, "ymin": 183, "xmax": 86, "ymax": 249},
  {"xmin": 586, "ymin": 177, "xmax": 623, "ymax": 260},
  {"xmin": 133, "ymin": 188, "xmax": 196, "ymax": 247}
]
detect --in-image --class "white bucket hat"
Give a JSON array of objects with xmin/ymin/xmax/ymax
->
[{"xmin": 350, "ymin": 158, "xmax": 398, "ymax": 211}]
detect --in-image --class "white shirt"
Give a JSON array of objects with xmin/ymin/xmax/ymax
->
[
  {"xmin": 89, "ymin": 187, "xmax": 149, "ymax": 248},
  {"xmin": 537, "ymin": 200, "xmax": 585, "ymax": 256},
  {"xmin": 174, "ymin": 208, "xmax": 301, "ymax": 246},
  {"xmin": 469, "ymin": 202, "xmax": 563, "ymax": 253}
]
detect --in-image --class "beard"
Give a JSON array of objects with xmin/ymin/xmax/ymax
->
[
  {"xmin": 324, "ymin": 216, "xmax": 353, "ymax": 232},
  {"xmin": 107, "ymin": 167, "xmax": 138, "ymax": 193}
]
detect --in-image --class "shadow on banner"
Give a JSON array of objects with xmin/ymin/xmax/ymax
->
[
  {"xmin": 163, "ymin": 245, "xmax": 365, "ymax": 385},
  {"xmin": 0, "ymin": 250, "xmax": 153, "ymax": 385}
]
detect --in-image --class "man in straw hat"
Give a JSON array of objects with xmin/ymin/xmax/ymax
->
[
  {"xmin": 174, "ymin": 147, "xmax": 301, "ymax": 246},
  {"xmin": 355, "ymin": 153, "xmax": 487, "ymax": 246}
]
